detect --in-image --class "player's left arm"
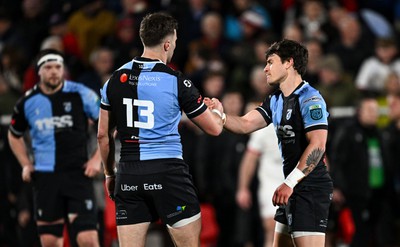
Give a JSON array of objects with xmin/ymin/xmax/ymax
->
[{"xmin": 297, "ymin": 129, "xmax": 327, "ymax": 176}]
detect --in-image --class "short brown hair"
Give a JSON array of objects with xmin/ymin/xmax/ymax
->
[{"xmin": 139, "ymin": 12, "xmax": 178, "ymax": 47}]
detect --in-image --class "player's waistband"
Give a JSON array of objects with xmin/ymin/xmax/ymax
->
[{"xmin": 118, "ymin": 158, "xmax": 187, "ymax": 175}]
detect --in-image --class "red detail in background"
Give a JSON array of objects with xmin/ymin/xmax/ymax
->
[
  {"xmin": 197, "ymin": 95, "xmax": 203, "ymax": 104},
  {"xmin": 120, "ymin": 73, "xmax": 128, "ymax": 83}
]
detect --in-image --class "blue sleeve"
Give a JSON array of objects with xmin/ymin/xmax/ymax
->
[
  {"xmin": 100, "ymin": 80, "xmax": 111, "ymax": 111},
  {"xmin": 300, "ymin": 93, "xmax": 329, "ymax": 131},
  {"xmin": 78, "ymin": 83, "xmax": 100, "ymax": 121}
]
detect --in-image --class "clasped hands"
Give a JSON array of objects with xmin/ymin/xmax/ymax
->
[{"xmin": 204, "ymin": 97, "xmax": 224, "ymax": 113}]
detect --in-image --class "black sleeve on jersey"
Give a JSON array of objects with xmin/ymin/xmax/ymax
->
[
  {"xmin": 255, "ymin": 94, "xmax": 274, "ymax": 125},
  {"xmin": 9, "ymin": 97, "xmax": 28, "ymax": 137},
  {"xmin": 177, "ymin": 72, "xmax": 207, "ymax": 119}
]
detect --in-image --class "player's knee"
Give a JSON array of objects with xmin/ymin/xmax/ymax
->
[{"xmin": 37, "ymin": 223, "xmax": 64, "ymax": 237}]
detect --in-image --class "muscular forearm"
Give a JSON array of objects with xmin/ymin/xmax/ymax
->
[
  {"xmin": 98, "ymin": 134, "xmax": 115, "ymax": 175},
  {"xmin": 224, "ymin": 110, "xmax": 266, "ymax": 134},
  {"xmin": 8, "ymin": 131, "xmax": 32, "ymax": 168},
  {"xmin": 297, "ymin": 144, "xmax": 325, "ymax": 176},
  {"xmin": 284, "ymin": 129, "xmax": 327, "ymax": 188}
]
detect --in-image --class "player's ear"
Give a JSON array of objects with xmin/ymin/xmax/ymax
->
[{"xmin": 164, "ymin": 40, "xmax": 170, "ymax": 52}]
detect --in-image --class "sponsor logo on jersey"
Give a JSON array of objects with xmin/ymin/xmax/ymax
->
[
  {"xmin": 34, "ymin": 115, "xmax": 73, "ymax": 130},
  {"xmin": 303, "ymin": 96, "xmax": 322, "ymax": 104},
  {"xmin": 63, "ymin": 102, "xmax": 72, "ymax": 112},
  {"xmin": 120, "ymin": 73, "xmax": 128, "ymax": 83},
  {"xmin": 309, "ymin": 104, "xmax": 323, "ymax": 120},
  {"xmin": 183, "ymin": 79, "xmax": 192, "ymax": 87},
  {"xmin": 286, "ymin": 109, "xmax": 292, "ymax": 120}
]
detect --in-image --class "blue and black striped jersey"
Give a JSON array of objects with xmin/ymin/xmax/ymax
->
[
  {"xmin": 256, "ymin": 81, "xmax": 332, "ymax": 188},
  {"xmin": 10, "ymin": 80, "xmax": 100, "ymax": 172},
  {"xmin": 100, "ymin": 57, "xmax": 207, "ymax": 162}
]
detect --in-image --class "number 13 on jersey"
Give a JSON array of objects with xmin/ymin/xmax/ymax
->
[{"xmin": 123, "ymin": 98, "xmax": 154, "ymax": 129}]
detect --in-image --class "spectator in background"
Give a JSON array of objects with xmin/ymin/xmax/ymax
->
[
  {"xmin": 78, "ymin": 47, "xmax": 115, "ymax": 97},
  {"xmin": 171, "ymin": 0, "xmax": 210, "ymax": 69},
  {"xmin": 67, "ymin": 0, "xmax": 116, "ymax": 65},
  {"xmin": 15, "ymin": 0, "xmax": 49, "ymax": 65},
  {"xmin": 186, "ymin": 11, "xmax": 229, "ymax": 69},
  {"xmin": 282, "ymin": 22, "xmax": 303, "ymax": 43},
  {"xmin": 48, "ymin": 12, "xmax": 85, "ymax": 78},
  {"xmin": 303, "ymin": 38, "xmax": 324, "ymax": 86},
  {"xmin": 105, "ymin": 16, "xmax": 141, "ymax": 68},
  {"xmin": 355, "ymin": 37, "xmax": 400, "ymax": 95},
  {"xmin": 330, "ymin": 96, "xmax": 394, "ymax": 247},
  {"xmin": 247, "ymin": 64, "xmax": 274, "ymax": 102},
  {"xmin": 296, "ymin": 0, "xmax": 330, "ymax": 45},
  {"xmin": 327, "ymin": 13, "xmax": 373, "ymax": 80},
  {"xmin": 316, "ymin": 54, "xmax": 359, "ymax": 109},
  {"xmin": 201, "ymin": 70, "xmax": 226, "ymax": 99},
  {"xmin": 0, "ymin": 44, "xmax": 25, "ymax": 93}
]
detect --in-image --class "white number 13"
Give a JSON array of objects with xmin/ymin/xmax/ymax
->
[{"xmin": 123, "ymin": 98, "xmax": 154, "ymax": 129}]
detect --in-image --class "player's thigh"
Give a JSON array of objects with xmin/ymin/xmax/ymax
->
[
  {"xmin": 117, "ymin": 222, "xmax": 150, "ymax": 247},
  {"xmin": 167, "ymin": 217, "xmax": 201, "ymax": 247},
  {"xmin": 272, "ymin": 231, "xmax": 293, "ymax": 247},
  {"xmin": 292, "ymin": 234, "xmax": 325, "ymax": 247}
]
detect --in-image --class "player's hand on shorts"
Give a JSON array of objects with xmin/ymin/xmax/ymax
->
[
  {"xmin": 272, "ymin": 183, "xmax": 293, "ymax": 206},
  {"xmin": 22, "ymin": 164, "xmax": 34, "ymax": 182},
  {"xmin": 236, "ymin": 188, "xmax": 252, "ymax": 210},
  {"xmin": 84, "ymin": 156, "xmax": 102, "ymax": 177},
  {"xmin": 105, "ymin": 176, "xmax": 116, "ymax": 201}
]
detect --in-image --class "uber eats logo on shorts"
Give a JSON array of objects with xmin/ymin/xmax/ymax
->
[{"xmin": 120, "ymin": 183, "xmax": 163, "ymax": 191}]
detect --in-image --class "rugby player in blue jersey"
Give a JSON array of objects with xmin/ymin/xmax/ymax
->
[
  {"xmin": 97, "ymin": 12, "xmax": 224, "ymax": 247},
  {"xmin": 8, "ymin": 49, "xmax": 101, "ymax": 247},
  {"xmin": 209, "ymin": 39, "xmax": 333, "ymax": 247}
]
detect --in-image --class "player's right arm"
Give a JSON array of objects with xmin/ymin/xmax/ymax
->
[
  {"xmin": 8, "ymin": 132, "xmax": 34, "ymax": 182},
  {"xmin": 209, "ymin": 98, "xmax": 267, "ymax": 134},
  {"xmin": 8, "ymin": 97, "xmax": 34, "ymax": 182}
]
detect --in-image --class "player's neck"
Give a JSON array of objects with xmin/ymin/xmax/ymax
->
[
  {"xmin": 39, "ymin": 81, "xmax": 63, "ymax": 95},
  {"xmin": 280, "ymin": 73, "xmax": 303, "ymax": 97},
  {"xmin": 141, "ymin": 48, "xmax": 166, "ymax": 64}
]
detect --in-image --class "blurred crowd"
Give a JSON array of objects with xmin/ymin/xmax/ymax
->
[{"xmin": 2, "ymin": 0, "xmax": 400, "ymax": 246}]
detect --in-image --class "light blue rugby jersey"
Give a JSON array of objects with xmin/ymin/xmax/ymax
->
[
  {"xmin": 100, "ymin": 57, "xmax": 207, "ymax": 161},
  {"xmin": 10, "ymin": 80, "xmax": 100, "ymax": 172}
]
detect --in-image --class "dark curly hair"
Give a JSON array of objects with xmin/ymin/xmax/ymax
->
[
  {"xmin": 139, "ymin": 12, "xmax": 178, "ymax": 47},
  {"xmin": 265, "ymin": 39, "xmax": 308, "ymax": 76}
]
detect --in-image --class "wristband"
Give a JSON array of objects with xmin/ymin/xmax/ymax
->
[
  {"xmin": 212, "ymin": 109, "xmax": 226, "ymax": 125},
  {"xmin": 211, "ymin": 109, "xmax": 223, "ymax": 118},
  {"xmin": 283, "ymin": 168, "xmax": 305, "ymax": 189},
  {"xmin": 105, "ymin": 174, "xmax": 115, "ymax": 179}
]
